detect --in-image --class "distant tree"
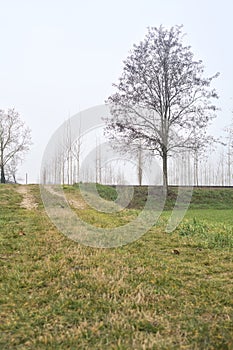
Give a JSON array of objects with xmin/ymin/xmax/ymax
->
[
  {"xmin": 72, "ymin": 129, "xmax": 82, "ymax": 184},
  {"xmin": 5, "ymin": 155, "xmax": 19, "ymax": 183},
  {"xmin": 105, "ymin": 25, "xmax": 219, "ymax": 191},
  {"xmin": 224, "ymin": 116, "xmax": 233, "ymax": 185},
  {"xmin": 0, "ymin": 109, "xmax": 32, "ymax": 183},
  {"xmin": 188, "ymin": 128, "xmax": 215, "ymax": 186}
]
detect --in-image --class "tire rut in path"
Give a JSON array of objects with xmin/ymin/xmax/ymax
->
[{"xmin": 16, "ymin": 185, "xmax": 38, "ymax": 210}]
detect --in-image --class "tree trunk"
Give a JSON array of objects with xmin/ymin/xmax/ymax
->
[
  {"xmin": 194, "ymin": 151, "xmax": 199, "ymax": 187},
  {"xmin": 1, "ymin": 164, "xmax": 6, "ymax": 183},
  {"xmin": 138, "ymin": 145, "xmax": 142, "ymax": 186},
  {"xmin": 162, "ymin": 151, "xmax": 168, "ymax": 194},
  {"xmin": 13, "ymin": 173, "xmax": 17, "ymax": 184}
]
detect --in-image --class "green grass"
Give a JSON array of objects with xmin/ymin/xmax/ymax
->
[
  {"xmin": 0, "ymin": 184, "xmax": 233, "ymax": 349},
  {"xmin": 185, "ymin": 208, "xmax": 233, "ymax": 224},
  {"xmin": 73, "ymin": 183, "xmax": 118, "ymax": 201},
  {"xmin": 74, "ymin": 183, "xmax": 233, "ymax": 210}
]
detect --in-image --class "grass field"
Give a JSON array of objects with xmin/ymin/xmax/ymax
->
[{"xmin": 0, "ymin": 184, "xmax": 233, "ymax": 349}]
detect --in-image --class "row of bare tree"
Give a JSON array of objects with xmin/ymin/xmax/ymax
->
[{"xmin": 41, "ymin": 123, "xmax": 233, "ymax": 187}]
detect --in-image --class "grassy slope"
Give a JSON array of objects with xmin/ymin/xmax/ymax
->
[
  {"xmin": 82, "ymin": 183, "xmax": 233, "ymax": 209},
  {"xmin": 0, "ymin": 184, "xmax": 233, "ymax": 349}
]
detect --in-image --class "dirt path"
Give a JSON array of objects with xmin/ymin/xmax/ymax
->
[
  {"xmin": 68, "ymin": 198, "xmax": 86, "ymax": 209},
  {"xmin": 16, "ymin": 185, "xmax": 38, "ymax": 210},
  {"xmin": 44, "ymin": 185, "xmax": 87, "ymax": 210}
]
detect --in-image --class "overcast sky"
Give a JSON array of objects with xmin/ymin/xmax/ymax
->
[{"xmin": 1, "ymin": 0, "xmax": 232, "ymax": 183}]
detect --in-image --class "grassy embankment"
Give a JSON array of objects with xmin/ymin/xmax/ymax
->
[{"xmin": 0, "ymin": 184, "xmax": 233, "ymax": 349}]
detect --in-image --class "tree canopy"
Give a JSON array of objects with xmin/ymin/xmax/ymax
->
[{"xmin": 105, "ymin": 25, "xmax": 219, "ymax": 190}]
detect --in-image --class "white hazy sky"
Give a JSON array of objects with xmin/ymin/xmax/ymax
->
[{"xmin": 1, "ymin": 0, "xmax": 233, "ymax": 183}]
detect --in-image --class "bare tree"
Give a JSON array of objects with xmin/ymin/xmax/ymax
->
[
  {"xmin": 72, "ymin": 131, "xmax": 82, "ymax": 184},
  {"xmin": 5, "ymin": 156, "xmax": 19, "ymax": 183},
  {"xmin": 0, "ymin": 109, "xmax": 32, "ymax": 183},
  {"xmin": 224, "ymin": 118, "xmax": 233, "ymax": 186},
  {"xmin": 187, "ymin": 128, "xmax": 215, "ymax": 186},
  {"xmin": 95, "ymin": 138, "xmax": 102, "ymax": 184},
  {"xmin": 105, "ymin": 25, "xmax": 219, "ymax": 191}
]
